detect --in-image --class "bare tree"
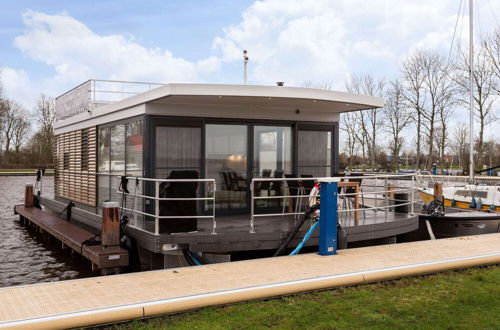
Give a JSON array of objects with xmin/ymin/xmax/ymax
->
[
  {"xmin": 0, "ymin": 99, "xmax": 23, "ymax": 155},
  {"xmin": 400, "ymin": 50, "xmax": 427, "ymax": 169},
  {"xmin": 482, "ymin": 28, "xmax": 500, "ymax": 93},
  {"xmin": 453, "ymin": 123, "xmax": 469, "ymax": 170},
  {"xmin": 340, "ymin": 112, "xmax": 359, "ymax": 168},
  {"xmin": 383, "ymin": 80, "xmax": 412, "ymax": 171},
  {"xmin": 420, "ymin": 52, "xmax": 455, "ymax": 169},
  {"xmin": 36, "ymin": 94, "xmax": 56, "ymax": 137},
  {"xmin": 346, "ymin": 74, "xmax": 385, "ymax": 169},
  {"xmin": 32, "ymin": 94, "xmax": 56, "ymax": 165},
  {"xmin": 453, "ymin": 46, "xmax": 497, "ymax": 168},
  {"xmin": 13, "ymin": 112, "xmax": 31, "ymax": 154}
]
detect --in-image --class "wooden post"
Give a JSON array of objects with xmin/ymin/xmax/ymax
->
[
  {"xmin": 387, "ymin": 185, "xmax": 395, "ymax": 198},
  {"xmin": 102, "ymin": 201, "xmax": 120, "ymax": 248},
  {"xmin": 434, "ymin": 182, "xmax": 443, "ymax": 202},
  {"xmin": 24, "ymin": 184, "xmax": 34, "ymax": 208}
]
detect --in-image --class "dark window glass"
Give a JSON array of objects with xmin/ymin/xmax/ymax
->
[
  {"xmin": 126, "ymin": 120, "xmax": 143, "ymax": 176},
  {"xmin": 298, "ymin": 130, "xmax": 332, "ymax": 177},
  {"xmin": 155, "ymin": 126, "xmax": 201, "ymax": 179}
]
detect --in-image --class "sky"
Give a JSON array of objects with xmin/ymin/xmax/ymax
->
[{"xmin": 0, "ymin": 0, "xmax": 499, "ymax": 140}]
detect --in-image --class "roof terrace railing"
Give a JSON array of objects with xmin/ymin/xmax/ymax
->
[{"xmin": 55, "ymin": 79, "xmax": 165, "ymax": 121}]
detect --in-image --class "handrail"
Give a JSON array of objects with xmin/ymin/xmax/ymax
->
[
  {"xmin": 250, "ymin": 174, "xmax": 418, "ymax": 233},
  {"xmin": 115, "ymin": 176, "xmax": 217, "ymax": 235}
]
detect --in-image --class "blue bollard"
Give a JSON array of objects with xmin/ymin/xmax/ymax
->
[{"xmin": 319, "ymin": 178, "xmax": 339, "ymax": 256}]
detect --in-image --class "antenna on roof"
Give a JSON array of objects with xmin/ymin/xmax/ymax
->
[{"xmin": 243, "ymin": 50, "xmax": 249, "ymax": 85}]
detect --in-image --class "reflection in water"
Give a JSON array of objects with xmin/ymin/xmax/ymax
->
[{"xmin": 0, "ymin": 176, "xmax": 95, "ymax": 287}]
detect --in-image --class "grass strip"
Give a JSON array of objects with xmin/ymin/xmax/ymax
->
[{"xmin": 102, "ymin": 264, "xmax": 500, "ymax": 330}]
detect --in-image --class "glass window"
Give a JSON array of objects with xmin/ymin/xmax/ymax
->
[
  {"xmin": 98, "ymin": 127, "xmax": 110, "ymax": 172},
  {"xmin": 97, "ymin": 127, "xmax": 111, "ymax": 206},
  {"xmin": 126, "ymin": 121, "xmax": 143, "ymax": 175},
  {"xmin": 97, "ymin": 119, "xmax": 143, "ymax": 210},
  {"xmin": 206, "ymin": 124, "xmax": 247, "ymax": 210},
  {"xmin": 253, "ymin": 126, "xmax": 292, "ymax": 177},
  {"xmin": 155, "ymin": 125, "xmax": 202, "ymax": 233},
  {"xmin": 110, "ymin": 124, "xmax": 125, "ymax": 174},
  {"xmin": 155, "ymin": 126, "xmax": 201, "ymax": 179},
  {"xmin": 298, "ymin": 130, "xmax": 332, "ymax": 177}
]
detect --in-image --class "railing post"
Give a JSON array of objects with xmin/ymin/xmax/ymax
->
[
  {"xmin": 384, "ymin": 177, "xmax": 388, "ymax": 221},
  {"xmin": 155, "ymin": 181, "xmax": 160, "ymax": 235},
  {"xmin": 250, "ymin": 180, "xmax": 255, "ymax": 233},
  {"xmin": 24, "ymin": 184, "xmax": 34, "ymax": 208},
  {"xmin": 211, "ymin": 181, "xmax": 217, "ymax": 235},
  {"xmin": 102, "ymin": 201, "xmax": 120, "ymax": 249},
  {"xmin": 319, "ymin": 178, "xmax": 339, "ymax": 256},
  {"xmin": 411, "ymin": 175, "xmax": 415, "ymax": 215}
]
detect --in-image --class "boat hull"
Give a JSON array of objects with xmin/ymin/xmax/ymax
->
[
  {"xmin": 419, "ymin": 213, "xmax": 500, "ymax": 239},
  {"xmin": 418, "ymin": 189, "xmax": 498, "ymax": 212}
]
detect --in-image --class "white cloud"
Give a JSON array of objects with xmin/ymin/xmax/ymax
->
[
  {"xmin": 212, "ymin": 0, "xmax": 500, "ymax": 87},
  {"xmin": 5, "ymin": 0, "xmax": 500, "ymax": 105},
  {"xmin": 0, "ymin": 66, "xmax": 35, "ymax": 107},
  {"xmin": 12, "ymin": 10, "xmax": 220, "ymax": 98}
]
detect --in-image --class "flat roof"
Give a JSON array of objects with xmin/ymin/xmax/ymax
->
[{"xmin": 55, "ymin": 83, "xmax": 384, "ymax": 130}]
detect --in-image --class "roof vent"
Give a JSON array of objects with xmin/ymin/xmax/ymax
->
[{"xmin": 276, "ymin": 82, "xmax": 284, "ymax": 86}]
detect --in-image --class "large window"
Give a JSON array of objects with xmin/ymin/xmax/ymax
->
[
  {"xmin": 298, "ymin": 130, "xmax": 332, "ymax": 177},
  {"xmin": 253, "ymin": 126, "xmax": 292, "ymax": 177},
  {"xmin": 97, "ymin": 119, "xmax": 143, "ymax": 208},
  {"xmin": 206, "ymin": 124, "xmax": 247, "ymax": 210},
  {"xmin": 155, "ymin": 126, "xmax": 201, "ymax": 179}
]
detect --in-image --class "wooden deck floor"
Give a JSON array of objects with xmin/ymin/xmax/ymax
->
[
  {"xmin": 14, "ymin": 206, "xmax": 129, "ymax": 272},
  {"xmin": 1, "ymin": 233, "xmax": 499, "ymax": 329}
]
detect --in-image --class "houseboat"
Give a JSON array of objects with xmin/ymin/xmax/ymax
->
[{"xmin": 41, "ymin": 79, "xmax": 419, "ymax": 270}]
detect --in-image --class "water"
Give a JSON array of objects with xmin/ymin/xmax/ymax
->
[{"xmin": 0, "ymin": 176, "xmax": 95, "ymax": 287}]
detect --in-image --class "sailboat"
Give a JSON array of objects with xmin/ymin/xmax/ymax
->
[{"xmin": 417, "ymin": 0, "xmax": 500, "ymax": 238}]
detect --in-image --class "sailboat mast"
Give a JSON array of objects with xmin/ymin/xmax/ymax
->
[{"xmin": 468, "ymin": 0, "xmax": 474, "ymax": 183}]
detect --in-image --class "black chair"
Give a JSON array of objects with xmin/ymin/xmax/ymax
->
[
  {"xmin": 159, "ymin": 170, "xmax": 198, "ymax": 233},
  {"xmin": 257, "ymin": 169, "xmax": 272, "ymax": 196},
  {"xmin": 301, "ymin": 174, "xmax": 315, "ymax": 194},
  {"xmin": 271, "ymin": 169, "xmax": 284, "ymax": 197}
]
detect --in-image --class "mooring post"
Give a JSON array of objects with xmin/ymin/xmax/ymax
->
[
  {"xmin": 319, "ymin": 178, "xmax": 339, "ymax": 256},
  {"xmin": 434, "ymin": 182, "xmax": 443, "ymax": 202},
  {"xmin": 24, "ymin": 184, "xmax": 34, "ymax": 208},
  {"xmin": 102, "ymin": 201, "xmax": 120, "ymax": 249}
]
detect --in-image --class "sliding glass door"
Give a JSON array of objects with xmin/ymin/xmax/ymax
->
[
  {"xmin": 253, "ymin": 126, "xmax": 292, "ymax": 208},
  {"xmin": 206, "ymin": 124, "xmax": 248, "ymax": 211}
]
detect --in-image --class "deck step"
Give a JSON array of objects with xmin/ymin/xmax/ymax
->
[{"xmin": 14, "ymin": 205, "xmax": 128, "ymax": 271}]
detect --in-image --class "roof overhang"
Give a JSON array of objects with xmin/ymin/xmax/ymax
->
[{"xmin": 55, "ymin": 83, "xmax": 384, "ymax": 130}]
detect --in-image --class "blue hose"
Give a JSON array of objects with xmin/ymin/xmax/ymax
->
[
  {"xmin": 289, "ymin": 221, "xmax": 319, "ymax": 256},
  {"xmin": 188, "ymin": 251, "xmax": 203, "ymax": 266}
]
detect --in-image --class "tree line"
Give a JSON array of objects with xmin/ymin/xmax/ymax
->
[
  {"xmin": 339, "ymin": 29, "xmax": 500, "ymax": 173},
  {"xmin": 0, "ymin": 70, "xmax": 55, "ymax": 168},
  {"xmin": 0, "ymin": 30, "xmax": 499, "ymax": 172}
]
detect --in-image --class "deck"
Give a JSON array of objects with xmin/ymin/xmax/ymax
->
[
  {"xmin": 40, "ymin": 196, "xmax": 418, "ymax": 254},
  {"xmin": 14, "ymin": 206, "xmax": 129, "ymax": 272},
  {"xmin": 0, "ymin": 233, "xmax": 499, "ymax": 329}
]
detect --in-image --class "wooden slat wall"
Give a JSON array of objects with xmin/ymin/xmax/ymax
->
[{"xmin": 54, "ymin": 127, "xmax": 97, "ymax": 206}]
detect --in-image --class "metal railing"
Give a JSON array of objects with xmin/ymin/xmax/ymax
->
[
  {"xmin": 45, "ymin": 170, "xmax": 217, "ymax": 235},
  {"xmin": 250, "ymin": 174, "xmax": 418, "ymax": 234},
  {"xmin": 116, "ymin": 176, "xmax": 217, "ymax": 235},
  {"xmin": 56, "ymin": 79, "xmax": 165, "ymax": 120}
]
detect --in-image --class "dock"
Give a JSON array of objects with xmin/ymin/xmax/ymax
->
[
  {"xmin": 0, "ymin": 233, "xmax": 499, "ymax": 329},
  {"xmin": 14, "ymin": 205, "xmax": 129, "ymax": 273}
]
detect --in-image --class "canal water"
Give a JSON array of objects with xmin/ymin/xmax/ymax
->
[{"xmin": 0, "ymin": 175, "xmax": 94, "ymax": 287}]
